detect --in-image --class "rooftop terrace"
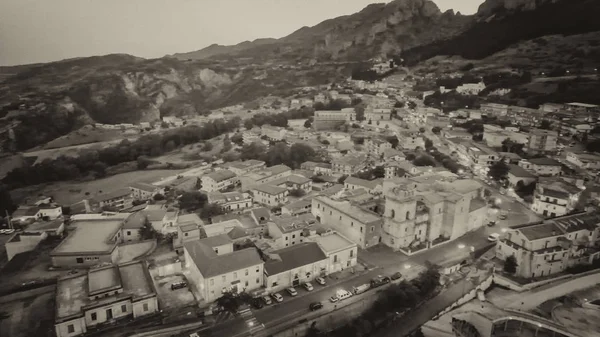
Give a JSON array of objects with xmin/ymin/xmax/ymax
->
[{"xmin": 51, "ymin": 219, "xmax": 123, "ymax": 255}]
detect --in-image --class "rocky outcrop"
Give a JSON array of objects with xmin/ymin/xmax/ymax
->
[{"xmin": 477, "ymin": 0, "xmax": 561, "ymax": 18}]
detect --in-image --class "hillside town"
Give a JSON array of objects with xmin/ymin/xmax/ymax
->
[{"xmin": 2, "ymin": 60, "xmax": 600, "ymax": 337}]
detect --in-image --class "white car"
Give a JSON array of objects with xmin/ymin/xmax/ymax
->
[
  {"xmin": 329, "ymin": 295, "xmax": 339, "ymax": 303},
  {"xmin": 286, "ymin": 287, "xmax": 298, "ymax": 296},
  {"xmin": 271, "ymin": 293, "xmax": 283, "ymax": 303},
  {"xmin": 488, "ymin": 233, "xmax": 500, "ymax": 242},
  {"xmin": 303, "ymin": 283, "xmax": 313, "ymax": 291},
  {"xmin": 315, "ymin": 277, "xmax": 326, "ymax": 285},
  {"xmin": 336, "ymin": 289, "xmax": 353, "ymax": 301}
]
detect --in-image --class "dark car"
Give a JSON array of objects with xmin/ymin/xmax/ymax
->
[
  {"xmin": 370, "ymin": 275, "xmax": 391, "ymax": 288},
  {"xmin": 390, "ymin": 272, "xmax": 402, "ymax": 280},
  {"xmin": 170, "ymin": 281, "xmax": 187, "ymax": 290},
  {"xmin": 309, "ymin": 302, "xmax": 323, "ymax": 311},
  {"xmin": 487, "ymin": 221, "xmax": 496, "ymax": 227},
  {"xmin": 251, "ymin": 298, "xmax": 264, "ymax": 309}
]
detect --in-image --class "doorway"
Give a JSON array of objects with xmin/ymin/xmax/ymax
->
[{"xmin": 106, "ymin": 308, "xmax": 113, "ymax": 320}]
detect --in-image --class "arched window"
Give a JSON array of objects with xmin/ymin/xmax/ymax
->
[
  {"xmin": 391, "ymin": 209, "xmax": 396, "ymax": 219},
  {"xmin": 406, "ymin": 211, "xmax": 410, "ymax": 220}
]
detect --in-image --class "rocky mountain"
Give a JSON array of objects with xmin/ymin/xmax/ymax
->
[{"xmin": 172, "ymin": 0, "xmax": 471, "ymax": 62}]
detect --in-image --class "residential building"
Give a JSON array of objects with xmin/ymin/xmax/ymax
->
[
  {"xmin": 380, "ymin": 177, "xmax": 488, "ymax": 253},
  {"xmin": 344, "ymin": 177, "xmax": 383, "ymax": 194},
  {"xmin": 527, "ymin": 129, "xmax": 558, "ymax": 154},
  {"xmin": 480, "ymin": 103, "xmax": 509, "ymax": 117},
  {"xmin": 450, "ymin": 139, "xmax": 498, "ymax": 175},
  {"xmin": 201, "ymin": 170, "xmax": 237, "ymax": 193},
  {"xmin": 263, "ymin": 242, "xmax": 328, "ymax": 293},
  {"xmin": 11, "ymin": 206, "xmax": 43, "ymax": 223},
  {"xmin": 308, "ymin": 231, "xmax": 357, "ymax": 274},
  {"xmin": 532, "ymin": 178, "xmax": 582, "ymax": 217},
  {"xmin": 496, "ymin": 212, "xmax": 600, "ymax": 279},
  {"xmin": 173, "ymin": 223, "xmax": 201, "ymax": 253},
  {"xmin": 268, "ymin": 174, "xmax": 312, "ymax": 193},
  {"xmin": 121, "ymin": 212, "xmax": 146, "ymax": 242},
  {"xmin": 23, "ymin": 218, "xmax": 65, "ymax": 237},
  {"xmin": 165, "ymin": 176, "xmax": 198, "ymax": 192},
  {"xmin": 5, "ymin": 231, "xmax": 48, "ymax": 261},
  {"xmin": 312, "ymin": 110, "xmax": 355, "ymax": 131},
  {"xmin": 397, "ymin": 130, "xmax": 425, "ymax": 150},
  {"xmin": 518, "ymin": 157, "xmax": 562, "ymax": 176},
  {"xmin": 311, "ymin": 196, "xmax": 382, "ymax": 249},
  {"xmin": 225, "ymin": 160, "xmax": 266, "ymax": 176},
  {"xmin": 364, "ymin": 138, "xmax": 392, "ymax": 157},
  {"xmin": 281, "ymin": 199, "xmax": 312, "ymax": 216},
  {"xmin": 506, "ymin": 165, "xmax": 537, "ymax": 188},
  {"xmin": 455, "ymin": 82, "xmax": 486, "ymax": 95},
  {"xmin": 365, "ymin": 109, "xmax": 392, "ymax": 122},
  {"xmin": 300, "ymin": 161, "xmax": 333, "ymax": 176},
  {"xmin": 331, "ymin": 154, "xmax": 368, "ymax": 175},
  {"xmin": 266, "ymin": 213, "xmax": 318, "ymax": 249},
  {"xmin": 207, "ymin": 192, "xmax": 253, "ymax": 212},
  {"xmin": 482, "ymin": 124, "xmax": 528, "ymax": 148},
  {"xmin": 441, "ymin": 128, "xmax": 472, "ymax": 140},
  {"xmin": 242, "ymin": 131, "xmax": 261, "ymax": 145},
  {"xmin": 183, "ymin": 235, "xmax": 264, "ymax": 302},
  {"xmin": 252, "ymin": 184, "xmax": 288, "ymax": 207},
  {"xmin": 566, "ymin": 151, "xmax": 600, "ymax": 170},
  {"xmin": 54, "ymin": 261, "xmax": 158, "ymax": 337},
  {"xmin": 90, "ymin": 189, "xmax": 133, "ymax": 211},
  {"xmin": 239, "ymin": 165, "xmax": 292, "ymax": 191},
  {"xmin": 498, "ymin": 152, "xmax": 522, "ymax": 164},
  {"xmin": 382, "ymin": 148, "xmax": 406, "ymax": 162},
  {"xmin": 129, "ymin": 182, "xmax": 163, "ymax": 201},
  {"xmin": 261, "ymin": 125, "xmax": 287, "ymax": 141},
  {"xmin": 385, "ymin": 161, "xmax": 415, "ymax": 179},
  {"xmin": 564, "ymin": 102, "xmax": 600, "ymax": 115},
  {"xmin": 202, "ymin": 219, "xmax": 243, "ymax": 238},
  {"xmin": 50, "ymin": 213, "xmax": 131, "ymax": 268}
]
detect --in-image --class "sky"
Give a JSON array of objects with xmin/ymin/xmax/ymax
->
[{"xmin": 0, "ymin": 0, "xmax": 483, "ymax": 66}]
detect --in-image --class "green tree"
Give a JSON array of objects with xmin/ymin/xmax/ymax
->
[
  {"xmin": 338, "ymin": 175, "xmax": 348, "ymax": 184},
  {"xmin": 372, "ymin": 166, "xmax": 385, "ymax": 178},
  {"xmin": 199, "ymin": 203, "xmax": 226, "ymax": 219},
  {"xmin": 355, "ymin": 106, "xmax": 366, "ymax": 121},
  {"xmin": 304, "ymin": 117, "xmax": 313, "ymax": 128},
  {"xmin": 153, "ymin": 193, "xmax": 165, "ymax": 201},
  {"xmin": 431, "ymin": 126, "xmax": 441, "ymax": 134},
  {"xmin": 504, "ymin": 255, "xmax": 518, "ymax": 274},
  {"xmin": 179, "ymin": 191, "xmax": 208, "ymax": 211},
  {"xmin": 216, "ymin": 291, "xmax": 252, "ymax": 314},
  {"xmin": 243, "ymin": 119, "xmax": 254, "ymax": 130},
  {"xmin": 289, "ymin": 188, "xmax": 306, "ymax": 197},
  {"xmin": 223, "ymin": 135, "xmax": 233, "ymax": 152},
  {"xmin": 231, "ymin": 133, "xmax": 244, "ymax": 146},
  {"xmin": 413, "ymin": 328, "xmax": 425, "ymax": 337},
  {"xmin": 203, "ymin": 142, "xmax": 213, "ymax": 152},
  {"xmin": 139, "ymin": 218, "xmax": 159, "ymax": 240},
  {"xmin": 0, "ymin": 183, "xmax": 16, "ymax": 216},
  {"xmin": 413, "ymin": 155, "xmax": 436, "ymax": 167},
  {"xmin": 489, "ymin": 161, "xmax": 510, "ymax": 181}
]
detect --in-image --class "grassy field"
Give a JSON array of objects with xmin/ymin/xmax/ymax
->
[
  {"xmin": 153, "ymin": 134, "xmax": 227, "ymax": 165},
  {"xmin": 12, "ymin": 169, "xmax": 185, "ymax": 206},
  {"xmin": 42, "ymin": 125, "xmax": 140, "ymax": 149}
]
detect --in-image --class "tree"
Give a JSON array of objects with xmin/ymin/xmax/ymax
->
[
  {"xmin": 338, "ymin": 175, "xmax": 348, "ymax": 184},
  {"xmin": 431, "ymin": 126, "xmax": 441, "ymax": 134},
  {"xmin": 539, "ymin": 120, "xmax": 552, "ymax": 130},
  {"xmin": 164, "ymin": 140, "xmax": 176, "ymax": 152},
  {"xmin": 304, "ymin": 117, "xmax": 313, "ymax": 128},
  {"xmin": 355, "ymin": 106, "xmax": 366, "ymax": 121},
  {"xmin": 153, "ymin": 193, "xmax": 165, "ymax": 201},
  {"xmin": 372, "ymin": 166, "xmax": 385, "ymax": 178},
  {"xmin": 504, "ymin": 255, "xmax": 518, "ymax": 274},
  {"xmin": 199, "ymin": 203, "xmax": 226, "ymax": 219},
  {"xmin": 394, "ymin": 101, "xmax": 405, "ymax": 108},
  {"xmin": 413, "ymin": 155, "xmax": 436, "ymax": 167},
  {"xmin": 231, "ymin": 133, "xmax": 244, "ymax": 146},
  {"xmin": 0, "ymin": 183, "xmax": 15, "ymax": 216},
  {"xmin": 0, "ymin": 311, "xmax": 10, "ymax": 321},
  {"xmin": 489, "ymin": 161, "xmax": 510, "ymax": 181},
  {"xmin": 243, "ymin": 119, "xmax": 254, "ymax": 130},
  {"xmin": 412, "ymin": 328, "xmax": 425, "ymax": 337},
  {"xmin": 139, "ymin": 218, "xmax": 159, "ymax": 240},
  {"xmin": 289, "ymin": 188, "xmax": 306, "ymax": 197},
  {"xmin": 216, "ymin": 290, "xmax": 251, "ymax": 314},
  {"xmin": 424, "ymin": 138, "xmax": 434, "ymax": 149},
  {"xmin": 311, "ymin": 175, "xmax": 325, "ymax": 183},
  {"xmin": 179, "ymin": 191, "xmax": 207, "ymax": 211},
  {"xmin": 223, "ymin": 135, "xmax": 233, "ymax": 152},
  {"xmin": 419, "ymin": 127, "xmax": 426, "ymax": 133},
  {"xmin": 203, "ymin": 142, "xmax": 213, "ymax": 152},
  {"xmin": 408, "ymin": 101, "xmax": 417, "ymax": 109}
]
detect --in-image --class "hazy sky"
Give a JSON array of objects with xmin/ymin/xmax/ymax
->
[{"xmin": 0, "ymin": 0, "xmax": 482, "ymax": 66}]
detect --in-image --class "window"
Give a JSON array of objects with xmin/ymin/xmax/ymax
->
[
  {"xmin": 210, "ymin": 279, "xmax": 214, "ymax": 286},
  {"xmin": 292, "ymin": 234, "xmax": 296, "ymax": 239},
  {"xmin": 143, "ymin": 303, "xmax": 149, "ymax": 312},
  {"xmin": 406, "ymin": 211, "xmax": 410, "ymax": 220},
  {"xmin": 334, "ymin": 255, "xmax": 338, "ymax": 263},
  {"xmin": 184, "ymin": 233, "xmax": 188, "ymax": 237},
  {"xmin": 127, "ymin": 231, "xmax": 131, "ymax": 235},
  {"xmin": 67, "ymin": 325, "xmax": 75, "ymax": 333},
  {"xmin": 370, "ymin": 226, "xmax": 374, "ymax": 233},
  {"xmin": 351, "ymin": 222, "xmax": 354, "ymax": 227},
  {"xmin": 360, "ymin": 227, "xmax": 363, "ymax": 233},
  {"xmin": 215, "ymin": 248, "xmax": 219, "ymax": 254},
  {"xmin": 233, "ymin": 272, "xmax": 238, "ymax": 279},
  {"xmin": 121, "ymin": 305, "xmax": 127, "ymax": 313},
  {"xmin": 245, "ymin": 269, "xmax": 249, "ymax": 276},
  {"xmin": 76, "ymin": 258, "xmax": 83, "ymax": 264},
  {"xmin": 245, "ymin": 280, "xmax": 248, "ymax": 287},
  {"xmin": 347, "ymin": 261, "xmax": 351, "ymax": 267},
  {"xmin": 285, "ymin": 236, "xmax": 289, "ymax": 241},
  {"xmin": 256, "ymin": 278, "xmax": 260, "ymax": 284},
  {"xmin": 391, "ymin": 210, "xmax": 395, "ymax": 219},
  {"xmin": 339, "ymin": 216, "xmax": 342, "ymax": 220},
  {"xmin": 256, "ymin": 267, "xmax": 260, "ymax": 273},
  {"xmin": 91, "ymin": 312, "xmax": 97, "ymax": 321},
  {"xmin": 350, "ymin": 250, "xmax": 354, "ymax": 258}
]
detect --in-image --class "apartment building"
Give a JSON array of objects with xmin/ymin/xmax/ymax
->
[
  {"xmin": 566, "ymin": 151, "xmax": 600, "ymax": 170},
  {"xmin": 252, "ymin": 184, "xmax": 288, "ymax": 207},
  {"xmin": 518, "ymin": 157, "xmax": 562, "ymax": 176},
  {"xmin": 480, "ymin": 103, "xmax": 509, "ymax": 117},
  {"xmin": 311, "ymin": 196, "xmax": 382, "ymax": 249},
  {"xmin": 225, "ymin": 160, "xmax": 266, "ymax": 176},
  {"xmin": 239, "ymin": 165, "xmax": 292, "ymax": 191},
  {"xmin": 91, "ymin": 189, "xmax": 133, "ymax": 211},
  {"xmin": 207, "ymin": 191, "xmax": 253, "ymax": 212},
  {"xmin": 183, "ymin": 235, "xmax": 264, "ymax": 303},
  {"xmin": 496, "ymin": 212, "xmax": 600, "ymax": 279},
  {"xmin": 261, "ymin": 125, "xmax": 287, "ymax": 141},
  {"xmin": 268, "ymin": 174, "xmax": 313, "ymax": 193},
  {"xmin": 173, "ymin": 223, "xmax": 201, "ymax": 253},
  {"xmin": 527, "ymin": 129, "xmax": 558, "ymax": 154},
  {"xmin": 364, "ymin": 138, "xmax": 392, "ymax": 157},
  {"xmin": 344, "ymin": 177, "xmax": 383, "ymax": 194},
  {"xmin": 381, "ymin": 176, "xmax": 488, "ymax": 253},
  {"xmin": 531, "ymin": 178, "xmax": 582, "ymax": 218},
  {"xmin": 266, "ymin": 213, "xmax": 318, "ymax": 249},
  {"xmin": 312, "ymin": 110, "xmax": 355, "ymax": 131},
  {"xmin": 201, "ymin": 170, "xmax": 237, "ymax": 192},
  {"xmin": 300, "ymin": 161, "xmax": 332, "ymax": 176},
  {"xmin": 365, "ymin": 108, "xmax": 392, "ymax": 122},
  {"xmin": 129, "ymin": 182, "xmax": 163, "ymax": 200},
  {"xmin": 54, "ymin": 261, "xmax": 158, "ymax": 337},
  {"xmin": 308, "ymin": 231, "xmax": 358, "ymax": 274},
  {"xmin": 331, "ymin": 154, "xmax": 368, "ymax": 176},
  {"xmin": 397, "ymin": 130, "xmax": 425, "ymax": 150}
]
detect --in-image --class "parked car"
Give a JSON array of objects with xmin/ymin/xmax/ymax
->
[
  {"xmin": 303, "ymin": 282, "xmax": 314, "ymax": 291},
  {"xmin": 251, "ymin": 298, "xmax": 264, "ymax": 309},
  {"xmin": 309, "ymin": 302, "xmax": 323, "ymax": 311},
  {"xmin": 370, "ymin": 275, "xmax": 391, "ymax": 288},
  {"xmin": 487, "ymin": 221, "xmax": 496, "ymax": 227},
  {"xmin": 329, "ymin": 295, "xmax": 339, "ymax": 303},
  {"xmin": 271, "ymin": 293, "xmax": 283, "ymax": 303},
  {"xmin": 352, "ymin": 283, "xmax": 370, "ymax": 295},
  {"xmin": 315, "ymin": 277, "xmax": 326, "ymax": 285},
  {"xmin": 286, "ymin": 287, "xmax": 298, "ymax": 296},
  {"xmin": 390, "ymin": 272, "xmax": 402, "ymax": 281},
  {"xmin": 488, "ymin": 233, "xmax": 500, "ymax": 242},
  {"xmin": 171, "ymin": 281, "xmax": 187, "ymax": 290},
  {"xmin": 336, "ymin": 289, "xmax": 353, "ymax": 301},
  {"xmin": 262, "ymin": 296, "xmax": 272, "ymax": 305}
]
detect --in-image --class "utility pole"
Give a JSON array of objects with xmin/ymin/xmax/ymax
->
[{"xmin": 5, "ymin": 210, "xmax": 12, "ymax": 230}]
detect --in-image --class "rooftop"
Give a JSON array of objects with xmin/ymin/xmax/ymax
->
[
  {"xmin": 334, "ymin": 154, "xmax": 367, "ymax": 167},
  {"xmin": 200, "ymin": 233, "xmax": 232, "ymax": 247},
  {"xmin": 552, "ymin": 212, "xmax": 600, "ymax": 233},
  {"xmin": 527, "ymin": 157, "xmax": 562, "ymax": 166},
  {"xmin": 264, "ymin": 242, "xmax": 327, "ymax": 275},
  {"xmin": 282, "ymin": 199, "xmax": 312, "ymax": 211},
  {"xmin": 129, "ymin": 182, "xmax": 158, "ymax": 192},
  {"xmin": 183, "ymin": 240, "xmax": 262, "ymax": 278},
  {"xmin": 208, "ymin": 191, "xmax": 249, "ymax": 203},
  {"xmin": 205, "ymin": 169, "xmax": 237, "ymax": 182},
  {"xmin": 142, "ymin": 209, "xmax": 167, "ymax": 222},
  {"xmin": 508, "ymin": 164, "xmax": 537, "ymax": 178},
  {"xmin": 12, "ymin": 205, "xmax": 39, "ymax": 217},
  {"xmin": 122, "ymin": 212, "xmax": 146, "ymax": 229},
  {"xmin": 312, "ymin": 232, "xmax": 355, "ymax": 253},
  {"xmin": 25, "ymin": 218, "xmax": 64, "ymax": 232},
  {"xmin": 314, "ymin": 196, "xmax": 381, "ymax": 224},
  {"xmin": 227, "ymin": 159, "xmax": 265, "ymax": 170},
  {"xmin": 253, "ymin": 184, "xmax": 288, "ymax": 195},
  {"xmin": 301, "ymin": 161, "xmax": 332, "ymax": 169},
  {"xmin": 203, "ymin": 219, "xmax": 243, "ymax": 237},
  {"xmin": 178, "ymin": 213, "xmax": 203, "ymax": 226},
  {"xmin": 179, "ymin": 223, "xmax": 199, "ymax": 233},
  {"xmin": 271, "ymin": 213, "xmax": 317, "ymax": 233},
  {"xmin": 88, "ymin": 265, "xmax": 121, "ymax": 295},
  {"xmin": 51, "ymin": 219, "xmax": 123, "ymax": 255},
  {"xmin": 517, "ymin": 222, "xmax": 564, "ymax": 241},
  {"xmin": 345, "ymin": 177, "xmax": 383, "ymax": 190}
]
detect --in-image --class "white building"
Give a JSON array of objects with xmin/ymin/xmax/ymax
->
[
  {"xmin": 252, "ymin": 185, "xmax": 288, "ymax": 207},
  {"xmin": 308, "ymin": 231, "xmax": 357, "ymax": 274},
  {"xmin": 531, "ymin": 179, "xmax": 582, "ymax": 218},
  {"xmin": 201, "ymin": 170, "xmax": 237, "ymax": 192}
]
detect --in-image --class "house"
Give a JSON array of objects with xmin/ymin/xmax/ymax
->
[
  {"xmin": 311, "ymin": 196, "xmax": 382, "ymax": 249},
  {"xmin": 141, "ymin": 209, "xmax": 168, "ymax": 232},
  {"xmin": 261, "ymin": 125, "xmax": 287, "ymax": 141},
  {"xmin": 54, "ymin": 261, "xmax": 158, "ymax": 337},
  {"xmin": 498, "ymin": 152, "xmax": 522, "ymax": 164},
  {"xmin": 173, "ymin": 223, "xmax": 201, "ymax": 253},
  {"xmin": 496, "ymin": 212, "xmax": 600, "ymax": 279},
  {"xmin": 527, "ymin": 129, "xmax": 558, "ymax": 154},
  {"xmin": 207, "ymin": 192, "xmax": 253, "ymax": 213},
  {"xmin": 183, "ymin": 235, "xmax": 264, "ymax": 302},
  {"xmin": 531, "ymin": 178, "xmax": 582, "ymax": 217},
  {"xmin": 385, "ymin": 161, "xmax": 414, "ymax": 179},
  {"xmin": 518, "ymin": 158, "xmax": 562, "ymax": 176},
  {"xmin": 11, "ymin": 206, "xmax": 42, "ymax": 223},
  {"xmin": 121, "ymin": 212, "xmax": 146, "ymax": 242},
  {"xmin": 281, "ymin": 199, "xmax": 312, "ymax": 216},
  {"xmin": 344, "ymin": 177, "xmax": 383, "ymax": 194},
  {"xmin": 566, "ymin": 151, "xmax": 600, "ymax": 170},
  {"xmin": 455, "ymin": 82, "xmax": 485, "ymax": 95},
  {"xmin": 5, "ymin": 231, "xmax": 48, "ymax": 261},
  {"xmin": 50, "ymin": 213, "xmax": 131, "ymax": 268},
  {"xmin": 201, "ymin": 170, "xmax": 237, "ymax": 193},
  {"xmin": 202, "ymin": 219, "xmax": 244, "ymax": 238},
  {"xmin": 266, "ymin": 213, "xmax": 318, "ymax": 249},
  {"xmin": 480, "ymin": 103, "xmax": 509, "ymax": 117},
  {"xmin": 507, "ymin": 164, "xmax": 537, "ymax": 188},
  {"xmin": 239, "ymin": 165, "xmax": 292, "ymax": 191},
  {"xmin": 331, "ymin": 154, "xmax": 367, "ymax": 175},
  {"xmin": 90, "ymin": 189, "xmax": 133, "ymax": 211},
  {"xmin": 263, "ymin": 242, "xmax": 329, "ymax": 293},
  {"xmin": 382, "ymin": 148, "xmax": 405, "ymax": 162},
  {"xmin": 268, "ymin": 174, "xmax": 313, "ymax": 193},
  {"xmin": 24, "ymin": 218, "xmax": 65, "ymax": 237},
  {"xmin": 252, "ymin": 185, "xmax": 288, "ymax": 207},
  {"xmin": 312, "ymin": 110, "xmax": 355, "ymax": 131},
  {"xmin": 441, "ymin": 128, "xmax": 472, "ymax": 140},
  {"xmin": 364, "ymin": 138, "xmax": 392, "ymax": 157},
  {"xmin": 300, "ymin": 161, "xmax": 332, "ymax": 176},
  {"xmin": 129, "ymin": 182, "xmax": 164, "ymax": 200},
  {"xmin": 380, "ymin": 177, "xmax": 488, "ymax": 253},
  {"xmin": 225, "ymin": 160, "xmax": 266, "ymax": 176},
  {"xmin": 365, "ymin": 109, "xmax": 392, "ymax": 122},
  {"xmin": 308, "ymin": 231, "xmax": 357, "ymax": 274}
]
